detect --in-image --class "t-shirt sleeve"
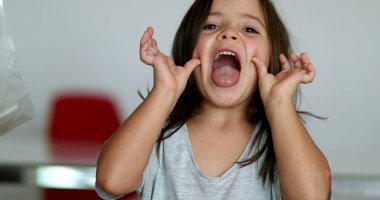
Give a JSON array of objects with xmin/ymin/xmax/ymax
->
[{"xmin": 95, "ymin": 182, "xmax": 122, "ymax": 200}]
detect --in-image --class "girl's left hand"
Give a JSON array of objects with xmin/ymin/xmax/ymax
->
[{"xmin": 252, "ymin": 52, "xmax": 315, "ymax": 107}]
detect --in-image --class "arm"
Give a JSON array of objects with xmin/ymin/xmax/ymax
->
[
  {"xmin": 96, "ymin": 27, "xmax": 200, "ymax": 196},
  {"xmin": 253, "ymin": 53, "xmax": 331, "ymax": 199}
]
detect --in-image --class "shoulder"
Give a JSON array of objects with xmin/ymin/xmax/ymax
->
[{"xmin": 160, "ymin": 123, "xmax": 188, "ymax": 145}]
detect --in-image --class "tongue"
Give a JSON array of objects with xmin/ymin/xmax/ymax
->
[{"xmin": 212, "ymin": 65, "xmax": 240, "ymax": 87}]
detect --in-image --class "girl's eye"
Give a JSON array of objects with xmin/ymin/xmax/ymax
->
[
  {"xmin": 202, "ymin": 24, "xmax": 219, "ymax": 30},
  {"xmin": 243, "ymin": 27, "xmax": 259, "ymax": 34}
]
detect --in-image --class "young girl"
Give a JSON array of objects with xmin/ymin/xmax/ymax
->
[{"xmin": 96, "ymin": 0, "xmax": 332, "ymax": 199}]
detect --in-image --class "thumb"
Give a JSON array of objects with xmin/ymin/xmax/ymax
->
[
  {"xmin": 183, "ymin": 58, "xmax": 200, "ymax": 76},
  {"xmin": 252, "ymin": 57, "xmax": 268, "ymax": 78}
]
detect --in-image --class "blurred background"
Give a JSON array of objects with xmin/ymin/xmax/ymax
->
[{"xmin": 0, "ymin": 0, "xmax": 379, "ymax": 199}]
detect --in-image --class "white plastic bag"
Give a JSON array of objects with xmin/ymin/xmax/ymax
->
[{"xmin": 0, "ymin": 0, "xmax": 34, "ymax": 135}]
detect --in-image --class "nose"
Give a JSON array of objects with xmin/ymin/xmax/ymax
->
[{"xmin": 218, "ymin": 28, "xmax": 239, "ymax": 41}]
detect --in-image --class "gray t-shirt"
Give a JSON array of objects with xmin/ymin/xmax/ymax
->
[{"xmin": 96, "ymin": 123, "xmax": 282, "ymax": 199}]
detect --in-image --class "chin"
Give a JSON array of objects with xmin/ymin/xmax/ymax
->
[{"xmin": 205, "ymin": 92, "xmax": 249, "ymax": 109}]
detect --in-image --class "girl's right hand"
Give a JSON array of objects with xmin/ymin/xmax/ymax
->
[{"xmin": 139, "ymin": 27, "xmax": 200, "ymax": 100}]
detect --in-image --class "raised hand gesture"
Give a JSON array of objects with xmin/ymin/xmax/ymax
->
[
  {"xmin": 252, "ymin": 52, "xmax": 315, "ymax": 107},
  {"xmin": 139, "ymin": 27, "xmax": 200, "ymax": 100}
]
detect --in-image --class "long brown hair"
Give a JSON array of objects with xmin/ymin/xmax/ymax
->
[{"xmin": 156, "ymin": 0, "xmax": 292, "ymax": 185}]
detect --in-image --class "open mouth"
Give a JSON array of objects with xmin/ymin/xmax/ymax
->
[{"xmin": 211, "ymin": 50, "xmax": 241, "ymax": 87}]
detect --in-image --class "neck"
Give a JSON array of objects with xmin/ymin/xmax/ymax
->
[{"xmin": 189, "ymin": 100, "xmax": 252, "ymax": 130}]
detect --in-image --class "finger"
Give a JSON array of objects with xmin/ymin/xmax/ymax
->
[
  {"xmin": 140, "ymin": 41, "xmax": 150, "ymax": 58},
  {"xmin": 140, "ymin": 30, "xmax": 150, "ymax": 48},
  {"xmin": 144, "ymin": 38, "xmax": 159, "ymax": 58},
  {"xmin": 301, "ymin": 63, "xmax": 316, "ymax": 83},
  {"xmin": 279, "ymin": 54, "xmax": 291, "ymax": 70},
  {"xmin": 300, "ymin": 52, "xmax": 311, "ymax": 63},
  {"xmin": 289, "ymin": 52, "xmax": 302, "ymax": 70},
  {"xmin": 183, "ymin": 58, "xmax": 201, "ymax": 75},
  {"xmin": 300, "ymin": 52, "xmax": 312, "ymax": 71},
  {"xmin": 152, "ymin": 38, "xmax": 158, "ymax": 49},
  {"xmin": 140, "ymin": 44, "xmax": 157, "ymax": 65},
  {"xmin": 252, "ymin": 57, "xmax": 267, "ymax": 78},
  {"xmin": 147, "ymin": 27, "xmax": 155, "ymax": 46},
  {"xmin": 140, "ymin": 27, "xmax": 154, "ymax": 48},
  {"xmin": 148, "ymin": 39, "xmax": 159, "ymax": 54},
  {"xmin": 147, "ymin": 26, "xmax": 154, "ymax": 37}
]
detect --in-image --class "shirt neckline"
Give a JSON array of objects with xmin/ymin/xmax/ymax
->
[{"xmin": 183, "ymin": 123, "xmax": 258, "ymax": 181}]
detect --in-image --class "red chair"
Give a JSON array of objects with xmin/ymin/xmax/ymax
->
[
  {"xmin": 44, "ymin": 91, "xmax": 139, "ymax": 199},
  {"xmin": 44, "ymin": 189, "xmax": 104, "ymax": 200},
  {"xmin": 44, "ymin": 188, "xmax": 140, "ymax": 200},
  {"xmin": 47, "ymin": 91, "xmax": 121, "ymax": 164}
]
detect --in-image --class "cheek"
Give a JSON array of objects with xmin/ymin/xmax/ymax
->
[
  {"xmin": 247, "ymin": 40, "xmax": 271, "ymax": 66},
  {"xmin": 192, "ymin": 36, "xmax": 209, "ymax": 58},
  {"xmin": 260, "ymin": 43, "xmax": 271, "ymax": 66}
]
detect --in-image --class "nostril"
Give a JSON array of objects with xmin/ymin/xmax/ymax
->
[{"xmin": 220, "ymin": 33, "xmax": 238, "ymax": 40}]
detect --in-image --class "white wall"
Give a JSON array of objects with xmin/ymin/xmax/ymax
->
[{"xmin": 2, "ymin": 0, "xmax": 380, "ymax": 175}]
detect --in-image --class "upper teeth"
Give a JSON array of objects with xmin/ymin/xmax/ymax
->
[{"xmin": 214, "ymin": 51, "xmax": 236, "ymax": 60}]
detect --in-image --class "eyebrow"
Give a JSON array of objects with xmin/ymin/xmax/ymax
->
[
  {"xmin": 208, "ymin": 12, "xmax": 266, "ymax": 29},
  {"xmin": 241, "ymin": 13, "xmax": 266, "ymax": 29}
]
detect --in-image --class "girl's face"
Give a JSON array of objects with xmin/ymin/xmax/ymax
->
[{"xmin": 192, "ymin": 0, "xmax": 270, "ymax": 109}]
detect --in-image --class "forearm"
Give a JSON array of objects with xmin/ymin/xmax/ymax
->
[
  {"xmin": 266, "ymin": 99, "xmax": 331, "ymax": 199},
  {"xmin": 96, "ymin": 89, "xmax": 176, "ymax": 195}
]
